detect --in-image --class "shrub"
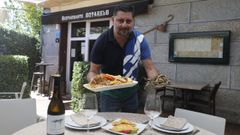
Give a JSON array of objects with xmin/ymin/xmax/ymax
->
[
  {"xmin": 0, "ymin": 55, "xmax": 29, "ymax": 98},
  {"xmin": 0, "ymin": 27, "xmax": 41, "ymax": 81},
  {"xmin": 71, "ymin": 61, "xmax": 90, "ymax": 112}
]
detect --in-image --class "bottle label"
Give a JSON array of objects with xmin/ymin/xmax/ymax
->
[{"xmin": 47, "ymin": 114, "xmax": 65, "ymax": 134}]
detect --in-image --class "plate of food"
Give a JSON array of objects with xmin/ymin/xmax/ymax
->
[
  {"xmin": 84, "ymin": 74, "xmax": 138, "ymax": 92},
  {"xmin": 102, "ymin": 118, "xmax": 147, "ymax": 135}
]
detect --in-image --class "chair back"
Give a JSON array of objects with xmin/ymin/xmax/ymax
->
[
  {"xmin": 0, "ymin": 98, "xmax": 37, "ymax": 135},
  {"xmin": 201, "ymin": 83, "xmax": 210, "ymax": 91},
  {"xmin": 210, "ymin": 81, "xmax": 221, "ymax": 101},
  {"xmin": 175, "ymin": 108, "xmax": 226, "ymax": 135},
  {"xmin": 17, "ymin": 81, "xmax": 27, "ymax": 99}
]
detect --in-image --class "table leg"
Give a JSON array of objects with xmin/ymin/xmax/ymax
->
[
  {"xmin": 173, "ymin": 88, "xmax": 176, "ymax": 110},
  {"xmin": 43, "ymin": 66, "xmax": 46, "ymax": 94}
]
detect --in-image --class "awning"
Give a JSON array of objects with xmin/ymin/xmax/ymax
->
[{"xmin": 42, "ymin": 0, "xmax": 150, "ymax": 24}]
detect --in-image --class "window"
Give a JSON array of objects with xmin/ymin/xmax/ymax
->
[
  {"xmin": 71, "ymin": 22, "xmax": 86, "ymax": 37},
  {"xmin": 90, "ymin": 20, "xmax": 109, "ymax": 34}
]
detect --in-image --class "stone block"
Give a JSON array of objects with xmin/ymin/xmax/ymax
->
[
  {"xmin": 176, "ymin": 64, "xmax": 230, "ymax": 88},
  {"xmin": 154, "ymin": 63, "xmax": 176, "ymax": 80},
  {"xmin": 216, "ymin": 88, "xmax": 240, "ymax": 123},
  {"xmin": 230, "ymin": 42, "xmax": 240, "ymax": 66},
  {"xmin": 135, "ymin": 26, "xmax": 155, "ymax": 43},
  {"xmin": 230, "ymin": 66, "xmax": 240, "ymax": 90},
  {"xmin": 154, "ymin": 0, "xmax": 201, "ymax": 6},
  {"xmin": 179, "ymin": 20, "xmax": 240, "ymax": 41},
  {"xmin": 136, "ymin": 3, "xmax": 190, "ymax": 26},
  {"xmin": 156, "ymin": 25, "xmax": 178, "ymax": 44},
  {"xmin": 150, "ymin": 44, "xmax": 169, "ymax": 63},
  {"xmin": 191, "ymin": 0, "xmax": 240, "ymax": 22}
]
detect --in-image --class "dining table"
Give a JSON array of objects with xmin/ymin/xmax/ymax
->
[
  {"xmin": 155, "ymin": 81, "xmax": 209, "ymax": 111},
  {"xmin": 13, "ymin": 112, "xmax": 216, "ymax": 135},
  {"xmin": 155, "ymin": 81, "xmax": 208, "ymax": 91}
]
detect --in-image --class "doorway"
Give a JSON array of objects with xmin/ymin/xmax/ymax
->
[{"xmin": 66, "ymin": 19, "xmax": 111, "ymax": 92}]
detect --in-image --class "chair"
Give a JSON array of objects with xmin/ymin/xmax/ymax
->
[
  {"xmin": 186, "ymin": 81, "xmax": 221, "ymax": 115},
  {"xmin": 30, "ymin": 72, "xmax": 44, "ymax": 94},
  {"xmin": 174, "ymin": 108, "xmax": 226, "ymax": 135},
  {"xmin": 0, "ymin": 81, "xmax": 27, "ymax": 99},
  {"xmin": 15, "ymin": 81, "xmax": 27, "ymax": 99},
  {"xmin": 156, "ymin": 87, "xmax": 183, "ymax": 112},
  {"xmin": 47, "ymin": 74, "xmax": 61, "ymax": 99},
  {"xmin": 0, "ymin": 98, "xmax": 37, "ymax": 135}
]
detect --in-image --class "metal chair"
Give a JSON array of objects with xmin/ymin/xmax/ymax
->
[
  {"xmin": 47, "ymin": 74, "xmax": 55, "ymax": 99},
  {"xmin": 156, "ymin": 87, "xmax": 183, "ymax": 112},
  {"xmin": 15, "ymin": 81, "xmax": 27, "ymax": 99},
  {"xmin": 0, "ymin": 82, "xmax": 27, "ymax": 99},
  {"xmin": 175, "ymin": 108, "xmax": 226, "ymax": 135},
  {"xmin": 30, "ymin": 72, "xmax": 44, "ymax": 94},
  {"xmin": 186, "ymin": 81, "xmax": 221, "ymax": 115}
]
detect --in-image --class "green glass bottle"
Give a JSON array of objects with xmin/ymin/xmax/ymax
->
[{"xmin": 47, "ymin": 75, "xmax": 65, "ymax": 135}]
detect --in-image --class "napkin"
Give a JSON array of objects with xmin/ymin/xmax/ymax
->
[
  {"xmin": 70, "ymin": 113, "xmax": 100, "ymax": 128},
  {"xmin": 160, "ymin": 115, "xmax": 187, "ymax": 130}
]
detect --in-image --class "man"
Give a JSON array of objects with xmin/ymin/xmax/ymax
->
[{"xmin": 87, "ymin": 4, "xmax": 159, "ymax": 112}]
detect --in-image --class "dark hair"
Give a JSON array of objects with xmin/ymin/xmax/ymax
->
[{"xmin": 113, "ymin": 4, "xmax": 135, "ymax": 16}]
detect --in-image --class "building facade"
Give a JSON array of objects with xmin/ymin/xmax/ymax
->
[{"xmin": 40, "ymin": 0, "xmax": 240, "ymax": 124}]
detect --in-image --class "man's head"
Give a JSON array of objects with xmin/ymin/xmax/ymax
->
[{"xmin": 112, "ymin": 4, "xmax": 135, "ymax": 38}]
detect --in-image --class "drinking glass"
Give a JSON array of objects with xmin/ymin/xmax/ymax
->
[
  {"xmin": 144, "ymin": 94, "xmax": 162, "ymax": 129},
  {"xmin": 79, "ymin": 93, "xmax": 98, "ymax": 134}
]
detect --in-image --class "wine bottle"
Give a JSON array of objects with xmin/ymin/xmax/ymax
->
[{"xmin": 47, "ymin": 75, "xmax": 65, "ymax": 135}]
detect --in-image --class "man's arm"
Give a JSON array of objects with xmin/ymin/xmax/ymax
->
[
  {"xmin": 142, "ymin": 59, "xmax": 159, "ymax": 79},
  {"xmin": 87, "ymin": 62, "xmax": 101, "ymax": 82}
]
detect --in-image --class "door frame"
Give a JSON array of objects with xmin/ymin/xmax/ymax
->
[{"xmin": 66, "ymin": 18, "xmax": 112, "ymax": 93}]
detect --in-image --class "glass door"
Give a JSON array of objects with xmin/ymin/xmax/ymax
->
[
  {"xmin": 66, "ymin": 19, "xmax": 111, "ymax": 91},
  {"xmin": 69, "ymin": 41, "xmax": 85, "ymax": 81}
]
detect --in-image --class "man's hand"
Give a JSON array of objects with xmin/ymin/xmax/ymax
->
[{"xmin": 87, "ymin": 62, "xmax": 101, "ymax": 82}]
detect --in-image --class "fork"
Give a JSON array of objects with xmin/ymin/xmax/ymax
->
[{"xmin": 190, "ymin": 129, "xmax": 200, "ymax": 135}]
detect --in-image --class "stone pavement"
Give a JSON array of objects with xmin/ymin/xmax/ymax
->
[{"xmin": 30, "ymin": 91, "xmax": 73, "ymax": 120}]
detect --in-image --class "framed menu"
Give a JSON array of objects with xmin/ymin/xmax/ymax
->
[{"xmin": 168, "ymin": 31, "xmax": 231, "ymax": 64}]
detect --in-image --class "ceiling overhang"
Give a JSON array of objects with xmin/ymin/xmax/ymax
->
[{"xmin": 42, "ymin": 0, "xmax": 150, "ymax": 24}]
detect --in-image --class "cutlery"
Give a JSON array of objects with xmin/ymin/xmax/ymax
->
[{"xmin": 190, "ymin": 129, "xmax": 200, "ymax": 135}]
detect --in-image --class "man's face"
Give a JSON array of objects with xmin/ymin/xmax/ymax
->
[{"xmin": 112, "ymin": 11, "xmax": 134, "ymax": 38}]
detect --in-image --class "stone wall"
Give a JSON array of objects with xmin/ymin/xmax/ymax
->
[
  {"xmin": 135, "ymin": 0, "xmax": 240, "ymax": 124},
  {"xmin": 41, "ymin": 24, "xmax": 59, "ymax": 80}
]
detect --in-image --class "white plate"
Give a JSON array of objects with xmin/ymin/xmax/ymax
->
[
  {"xmin": 83, "ymin": 81, "xmax": 138, "ymax": 92},
  {"xmin": 150, "ymin": 117, "xmax": 194, "ymax": 134},
  {"xmin": 65, "ymin": 115, "xmax": 107, "ymax": 130},
  {"xmin": 102, "ymin": 118, "xmax": 147, "ymax": 135},
  {"xmin": 154, "ymin": 117, "xmax": 189, "ymax": 131}
]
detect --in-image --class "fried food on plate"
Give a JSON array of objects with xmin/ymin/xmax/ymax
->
[
  {"xmin": 111, "ymin": 119, "xmax": 138, "ymax": 134},
  {"xmin": 89, "ymin": 74, "xmax": 133, "ymax": 88}
]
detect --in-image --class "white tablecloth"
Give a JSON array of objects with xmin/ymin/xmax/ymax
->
[{"xmin": 13, "ymin": 112, "xmax": 216, "ymax": 135}]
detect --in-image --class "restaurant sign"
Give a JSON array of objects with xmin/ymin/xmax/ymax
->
[
  {"xmin": 42, "ymin": 0, "xmax": 149, "ymax": 24},
  {"xmin": 61, "ymin": 9, "xmax": 110, "ymax": 22}
]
